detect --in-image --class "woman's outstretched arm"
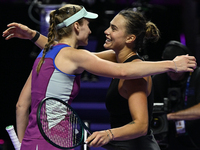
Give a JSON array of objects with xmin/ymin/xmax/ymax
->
[
  {"xmin": 72, "ymin": 49, "xmax": 196, "ymax": 79},
  {"xmin": 2, "ymin": 22, "xmax": 51, "ymax": 49}
]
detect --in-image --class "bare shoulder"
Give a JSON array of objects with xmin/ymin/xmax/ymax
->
[
  {"xmin": 71, "ymin": 48, "xmax": 97, "ymax": 60},
  {"xmin": 60, "ymin": 47, "xmax": 93, "ymax": 59},
  {"xmin": 55, "ymin": 47, "xmax": 94, "ymax": 74},
  {"xmin": 59, "ymin": 48, "xmax": 101, "ymax": 70}
]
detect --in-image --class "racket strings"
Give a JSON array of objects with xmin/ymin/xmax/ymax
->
[{"xmin": 40, "ymin": 100, "xmax": 84, "ymax": 148}]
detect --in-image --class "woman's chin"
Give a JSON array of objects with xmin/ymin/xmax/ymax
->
[
  {"xmin": 103, "ymin": 43, "xmax": 110, "ymax": 49},
  {"xmin": 80, "ymin": 42, "xmax": 88, "ymax": 47}
]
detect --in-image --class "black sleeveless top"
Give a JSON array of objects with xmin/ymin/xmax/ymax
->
[{"xmin": 105, "ymin": 55, "xmax": 154, "ymax": 135}]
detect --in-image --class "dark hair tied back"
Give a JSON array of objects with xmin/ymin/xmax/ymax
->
[
  {"xmin": 118, "ymin": 9, "xmax": 160, "ymax": 52},
  {"xmin": 145, "ymin": 21, "xmax": 160, "ymax": 43}
]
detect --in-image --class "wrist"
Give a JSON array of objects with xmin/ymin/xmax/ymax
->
[
  {"xmin": 108, "ymin": 129, "xmax": 114, "ymax": 141},
  {"xmin": 105, "ymin": 130, "xmax": 111, "ymax": 141},
  {"xmin": 165, "ymin": 60, "xmax": 175, "ymax": 72},
  {"xmin": 30, "ymin": 31, "xmax": 40, "ymax": 43},
  {"xmin": 28, "ymin": 30, "xmax": 36, "ymax": 40},
  {"xmin": 172, "ymin": 60, "xmax": 178, "ymax": 72}
]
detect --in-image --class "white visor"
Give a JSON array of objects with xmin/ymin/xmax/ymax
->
[{"xmin": 56, "ymin": 7, "xmax": 98, "ymax": 30}]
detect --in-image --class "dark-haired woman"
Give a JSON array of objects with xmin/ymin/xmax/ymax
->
[{"xmin": 2, "ymin": 5, "xmax": 196, "ymax": 150}]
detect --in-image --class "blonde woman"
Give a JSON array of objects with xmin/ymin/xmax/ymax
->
[{"xmin": 3, "ymin": 4, "xmax": 196, "ymax": 150}]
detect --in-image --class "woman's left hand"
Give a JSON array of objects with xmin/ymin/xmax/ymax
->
[{"xmin": 85, "ymin": 130, "xmax": 111, "ymax": 147}]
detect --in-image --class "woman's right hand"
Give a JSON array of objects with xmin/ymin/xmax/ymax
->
[
  {"xmin": 2, "ymin": 22, "xmax": 36, "ymax": 40},
  {"xmin": 173, "ymin": 55, "xmax": 197, "ymax": 73}
]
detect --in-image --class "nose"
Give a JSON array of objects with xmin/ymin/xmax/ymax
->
[{"xmin": 104, "ymin": 27, "xmax": 110, "ymax": 35}]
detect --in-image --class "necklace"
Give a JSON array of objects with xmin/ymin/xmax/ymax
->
[{"xmin": 122, "ymin": 52, "xmax": 137, "ymax": 63}]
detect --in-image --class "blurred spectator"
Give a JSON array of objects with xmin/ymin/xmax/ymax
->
[{"xmin": 152, "ymin": 41, "xmax": 200, "ymax": 150}]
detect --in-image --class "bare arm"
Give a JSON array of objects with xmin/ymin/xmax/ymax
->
[
  {"xmin": 75, "ymin": 50, "xmax": 196, "ymax": 79},
  {"xmin": 86, "ymin": 78, "xmax": 149, "ymax": 147},
  {"xmin": 167, "ymin": 103, "xmax": 200, "ymax": 120},
  {"xmin": 16, "ymin": 71, "xmax": 32, "ymax": 142},
  {"xmin": 110, "ymin": 78, "xmax": 149, "ymax": 140},
  {"xmin": 2, "ymin": 22, "xmax": 53, "ymax": 49}
]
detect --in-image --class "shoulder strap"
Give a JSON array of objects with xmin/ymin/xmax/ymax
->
[{"xmin": 124, "ymin": 54, "xmax": 143, "ymax": 63}]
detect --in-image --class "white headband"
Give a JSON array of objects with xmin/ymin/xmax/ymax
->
[{"xmin": 56, "ymin": 7, "xmax": 98, "ymax": 30}]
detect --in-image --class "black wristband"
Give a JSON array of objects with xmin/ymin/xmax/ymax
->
[{"xmin": 31, "ymin": 31, "xmax": 40, "ymax": 43}]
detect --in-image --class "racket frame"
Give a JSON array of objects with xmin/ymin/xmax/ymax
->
[{"xmin": 37, "ymin": 97, "xmax": 89, "ymax": 149}]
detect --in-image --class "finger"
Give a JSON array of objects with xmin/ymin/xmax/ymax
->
[
  {"xmin": 187, "ymin": 68, "xmax": 194, "ymax": 72},
  {"xmin": 189, "ymin": 59, "xmax": 196, "ymax": 63},
  {"xmin": 188, "ymin": 61, "xmax": 196, "ymax": 65},
  {"xmin": 3, "ymin": 26, "xmax": 16, "ymax": 35},
  {"xmin": 5, "ymin": 34, "xmax": 15, "ymax": 40},
  {"xmin": 188, "ymin": 56, "xmax": 196, "ymax": 61},
  {"xmin": 2, "ymin": 30, "xmax": 10, "ymax": 37},
  {"xmin": 85, "ymin": 139, "xmax": 91, "ymax": 145},
  {"xmin": 87, "ymin": 137, "xmax": 99, "ymax": 147},
  {"xmin": 2, "ymin": 31, "xmax": 12, "ymax": 38},
  {"xmin": 2, "ymin": 31, "xmax": 9, "ymax": 38},
  {"xmin": 95, "ymin": 139, "xmax": 105, "ymax": 147},
  {"xmin": 190, "ymin": 58, "xmax": 196, "ymax": 62},
  {"xmin": 188, "ymin": 64, "xmax": 197, "ymax": 69},
  {"xmin": 7, "ymin": 22, "xmax": 19, "ymax": 27},
  {"xmin": 2, "ymin": 29, "xmax": 10, "ymax": 35},
  {"xmin": 85, "ymin": 135, "xmax": 95, "ymax": 146},
  {"xmin": 189, "ymin": 60, "xmax": 197, "ymax": 65}
]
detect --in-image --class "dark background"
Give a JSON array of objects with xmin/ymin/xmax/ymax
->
[{"xmin": 0, "ymin": 0, "xmax": 200, "ymax": 149}]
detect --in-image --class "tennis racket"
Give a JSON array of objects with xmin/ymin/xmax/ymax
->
[
  {"xmin": 37, "ymin": 97, "xmax": 124, "ymax": 150},
  {"xmin": 5, "ymin": 125, "xmax": 21, "ymax": 150}
]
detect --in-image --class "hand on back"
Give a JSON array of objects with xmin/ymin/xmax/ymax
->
[{"xmin": 2, "ymin": 22, "xmax": 34, "ymax": 40}]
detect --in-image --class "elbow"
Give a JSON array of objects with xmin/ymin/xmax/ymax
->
[
  {"xmin": 129, "ymin": 123, "xmax": 148, "ymax": 139},
  {"xmin": 118, "ymin": 67, "xmax": 139, "ymax": 79},
  {"xmin": 141, "ymin": 127, "xmax": 148, "ymax": 136},
  {"xmin": 16, "ymin": 102, "xmax": 20, "ymax": 110},
  {"xmin": 16, "ymin": 102, "xmax": 28, "ymax": 113},
  {"xmin": 119, "ymin": 68, "xmax": 129, "ymax": 79},
  {"xmin": 16, "ymin": 102, "xmax": 30, "ymax": 118},
  {"xmin": 140, "ymin": 124, "xmax": 148, "ymax": 136},
  {"xmin": 16, "ymin": 102, "xmax": 22, "ymax": 113}
]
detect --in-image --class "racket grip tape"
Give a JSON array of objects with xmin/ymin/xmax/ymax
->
[{"xmin": 5, "ymin": 125, "xmax": 21, "ymax": 150}]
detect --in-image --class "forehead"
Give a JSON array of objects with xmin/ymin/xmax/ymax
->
[{"xmin": 110, "ymin": 14, "xmax": 127, "ymax": 29}]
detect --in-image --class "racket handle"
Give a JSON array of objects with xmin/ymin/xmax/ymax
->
[{"xmin": 6, "ymin": 125, "xmax": 21, "ymax": 150}]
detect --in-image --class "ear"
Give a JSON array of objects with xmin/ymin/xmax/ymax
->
[
  {"xmin": 126, "ymin": 34, "xmax": 136, "ymax": 44},
  {"xmin": 73, "ymin": 22, "xmax": 80, "ymax": 33}
]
